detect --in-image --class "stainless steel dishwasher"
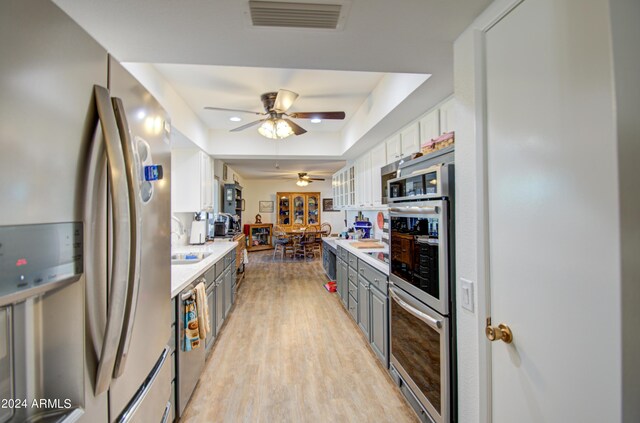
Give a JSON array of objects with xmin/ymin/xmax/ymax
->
[{"xmin": 176, "ymin": 278, "xmax": 206, "ymax": 417}]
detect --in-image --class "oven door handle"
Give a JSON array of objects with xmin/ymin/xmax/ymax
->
[
  {"xmin": 389, "ymin": 205, "xmax": 439, "ymax": 215},
  {"xmin": 390, "ymin": 286, "xmax": 442, "ymax": 330}
]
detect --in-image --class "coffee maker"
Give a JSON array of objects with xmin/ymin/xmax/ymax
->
[{"xmin": 215, "ymin": 213, "xmax": 232, "ymax": 236}]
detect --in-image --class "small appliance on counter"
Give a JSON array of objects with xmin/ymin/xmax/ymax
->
[
  {"xmin": 190, "ymin": 213, "xmax": 207, "ymax": 244},
  {"xmin": 215, "ymin": 213, "xmax": 233, "ymax": 236},
  {"xmin": 354, "ymin": 221, "xmax": 373, "ymax": 239},
  {"xmin": 214, "ymin": 221, "xmax": 227, "ymax": 237}
]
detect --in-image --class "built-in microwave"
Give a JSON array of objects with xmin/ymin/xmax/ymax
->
[
  {"xmin": 380, "ymin": 159, "xmax": 403, "ymax": 204},
  {"xmin": 387, "ymin": 163, "xmax": 452, "ymax": 203}
]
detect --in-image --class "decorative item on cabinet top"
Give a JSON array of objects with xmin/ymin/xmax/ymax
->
[{"xmin": 421, "ymin": 131, "xmax": 454, "ymax": 155}]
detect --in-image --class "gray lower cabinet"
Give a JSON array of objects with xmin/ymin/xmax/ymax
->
[
  {"xmin": 224, "ymin": 267, "xmax": 232, "ymax": 318},
  {"xmin": 205, "ymin": 283, "xmax": 216, "ymax": 352},
  {"xmin": 369, "ymin": 284, "xmax": 388, "ymax": 365},
  {"xmin": 231, "ymin": 266, "xmax": 237, "ymax": 305},
  {"xmin": 336, "ymin": 257, "xmax": 343, "ymax": 300},
  {"xmin": 335, "ymin": 248, "xmax": 389, "ymax": 367},
  {"xmin": 357, "ymin": 275, "xmax": 370, "ymax": 340},
  {"xmin": 348, "ymin": 294, "xmax": 358, "ymax": 320},
  {"xmin": 215, "ymin": 272, "xmax": 224, "ymax": 334}
]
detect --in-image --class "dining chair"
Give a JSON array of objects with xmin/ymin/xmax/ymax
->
[
  {"xmin": 320, "ymin": 222, "xmax": 331, "ymax": 237},
  {"xmin": 273, "ymin": 225, "xmax": 293, "ymax": 260},
  {"xmin": 295, "ymin": 230, "xmax": 318, "ymax": 260}
]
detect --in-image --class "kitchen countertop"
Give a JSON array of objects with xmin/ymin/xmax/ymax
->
[
  {"xmin": 322, "ymin": 237, "xmax": 339, "ymax": 250},
  {"xmin": 171, "ymin": 242, "xmax": 238, "ymax": 298},
  {"xmin": 326, "ymin": 238, "xmax": 390, "ymax": 275}
]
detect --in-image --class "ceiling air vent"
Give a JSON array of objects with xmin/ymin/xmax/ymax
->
[{"xmin": 249, "ymin": 1, "xmax": 343, "ymax": 30}]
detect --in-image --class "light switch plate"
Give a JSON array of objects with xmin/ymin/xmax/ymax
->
[{"xmin": 460, "ymin": 278, "xmax": 474, "ymax": 312}]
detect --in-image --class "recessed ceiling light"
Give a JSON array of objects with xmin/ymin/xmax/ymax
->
[
  {"xmin": 230, "ymin": 116, "xmax": 242, "ymax": 122},
  {"xmin": 310, "ymin": 118, "xmax": 322, "ymax": 123}
]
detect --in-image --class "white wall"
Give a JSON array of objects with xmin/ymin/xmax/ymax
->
[
  {"xmin": 341, "ymin": 73, "xmax": 430, "ymax": 155},
  {"xmin": 452, "ymin": 23, "xmax": 482, "ymax": 423},
  {"xmin": 208, "ymin": 129, "xmax": 344, "ymax": 160},
  {"xmin": 241, "ymin": 178, "xmax": 345, "ymax": 235}
]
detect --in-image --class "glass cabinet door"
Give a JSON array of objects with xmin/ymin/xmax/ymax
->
[
  {"xmin": 279, "ymin": 194, "xmax": 290, "ymax": 225},
  {"xmin": 307, "ymin": 194, "xmax": 319, "ymax": 225},
  {"xmin": 293, "ymin": 195, "xmax": 305, "ymax": 225}
]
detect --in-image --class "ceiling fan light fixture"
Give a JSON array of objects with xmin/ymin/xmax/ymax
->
[
  {"xmin": 310, "ymin": 118, "xmax": 322, "ymax": 123},
  {"xmin": 296, "ymin": 179, "xmax": 309, "ymax": 187},
  {"xmin": 229, "ymin": 116, "xmax": 242, "ymax": 122},
  {"xmin": 258, "ymin": 118, "xmax": 294, "ymax": 139}
]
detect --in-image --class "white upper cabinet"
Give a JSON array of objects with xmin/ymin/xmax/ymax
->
[
  {"xmin": 370, "ymin": 142, "xmax": 386, "ymax": 206},
  {"xmin": 337, "ymin": 95, "xmax": 456, "ymax": 210},
  {"xmin": 332, "ymin": 164, "xmax": 356, "ymax": 209},
  {"xmin": 419, "ymin": 108, "xmax": 440, "ymax": 144},
  {"xmin": 400, "ymin": 122, "xmax": 420, "ymax": 158},
  {"xmin": 385, "ymin": 133, "xmax": 401, "ymax": 164},
  {"xmin": 356, "ymin": 152, "xmax": 372, "ymax": 207},
  {"xmin": 385, "ymin": 121, "xmax": 420, "ymax": 164},
  {"xmin": 439, "ymin": 97, "xmax": 456, "ymax": 134},
  {"xmin": 172, "ymin": 149, "xmax": 213, "ymax": 213}
]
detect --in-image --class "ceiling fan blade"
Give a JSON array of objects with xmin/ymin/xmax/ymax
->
[
  {"xmin": 288, "ymin": 111, "xmax": 346, "ymax": 120},
  {"xmin": 204, "ymin": 106, "xmax": 264, "ymax": 115},
  {"xmin": 283, "ymin": 119, "xmax": 307, "ymax": 136},
  {"xmin": 299, "ymin": 173, "xmax": 325, "ymax": 181},
  {"xmin": 273, "ymin": 89, "xmax": 299, "ymax": 113},
  {"xmin": 230, "ymin": 119, "xmax": 265, "ymax": 132}
]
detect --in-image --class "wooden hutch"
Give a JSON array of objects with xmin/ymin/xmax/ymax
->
[{"xmin": 276, "ymin": 192, "xmax": 321, "ymax": 231}]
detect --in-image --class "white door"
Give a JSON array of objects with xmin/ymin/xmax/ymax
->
[{"xmin": 485, "ymin": 1, "xmax": 620, "ymax": 422}]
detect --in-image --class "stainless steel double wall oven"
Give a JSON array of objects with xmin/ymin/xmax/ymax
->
[{"xmin": 388, "ymin": 162, "xmax": 456, "ymax": 423}]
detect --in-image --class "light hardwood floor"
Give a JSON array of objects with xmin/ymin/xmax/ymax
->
[{"xmin": 180, "ymin": 250, "xmax": 417, "ymax": 423}]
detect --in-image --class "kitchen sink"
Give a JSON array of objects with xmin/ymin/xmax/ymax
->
[{"xmin": 171, "ymin": 252, "xmax": 212, "ymax": 265}]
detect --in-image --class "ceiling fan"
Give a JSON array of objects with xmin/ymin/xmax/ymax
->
[
  {"xmin": 204, "ymin": 89, "xmax": 346, "ymax": 139},
  {"xmin": 295, "ymin": 172, "xmax": 325, "ymax": 186}
]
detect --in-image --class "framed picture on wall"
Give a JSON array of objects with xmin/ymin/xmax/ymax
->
[
  {"xmin": 223, "ymin": 164, "xmax": 228, "ymax": 181},
  {"xmin": 259, "ymin": 201, "xmax": 274, "ymax": 213},
  {"xmin": 323, "ymin": 198, "xmax": 337, "ymax": 212}
]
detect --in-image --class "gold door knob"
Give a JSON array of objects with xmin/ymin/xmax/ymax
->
[{"xmin": 485, "ymin": 317, "xmax": 513, "ymax": 344}]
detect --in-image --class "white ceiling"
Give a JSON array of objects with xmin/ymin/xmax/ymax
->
[
  {"xmin": 152, "ymin": 64, "xmax": 385, "ymax": 133},
  {"xmin": 223, "ymin": 158, "xmax": 346, "ymax": 179},
  {"xmin": 53, "ymin": 0, "xmax": 492, "ymax": 178}
]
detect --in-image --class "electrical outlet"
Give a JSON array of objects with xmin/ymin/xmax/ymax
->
[{"xmin": 460, "ymin": 278, "xmax": 474, "ymax": 312}]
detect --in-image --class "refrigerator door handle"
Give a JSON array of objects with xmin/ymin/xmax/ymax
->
[
  {"xmin": 111, "ymin": 97, "xmax": 143, "ymax": 379},
  {"xmin": 90, "ymin": 85, "xmax": 132, "ymax": 395},
  {"xmin": 85, "ymin": 110, "xmax": 107, "ymax": 359}
]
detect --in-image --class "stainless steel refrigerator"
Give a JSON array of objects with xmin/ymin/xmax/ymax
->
[{"xmin": 0, "ymin": 1, "xmax": 172, "ymax": 422}]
